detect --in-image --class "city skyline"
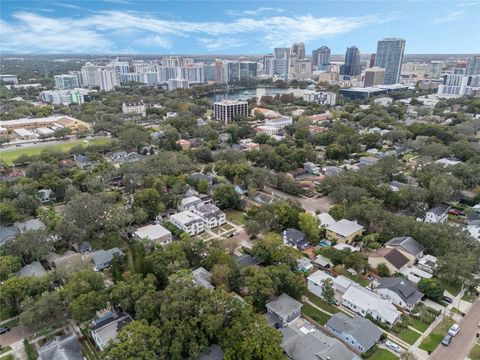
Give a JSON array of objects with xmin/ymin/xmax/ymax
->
[{"xmin": 1, "ymin": 0, "xmax": 479, "ymax": 55}]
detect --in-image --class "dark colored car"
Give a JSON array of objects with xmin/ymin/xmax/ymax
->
[
  {"xmin": 442, "ymin": 335, "xmax": 452, "ymax": 346},
  {"xmin": 0, "ymin": 327, "xmax": 10, "ymax": 335},
  {"xmin": 443, "ymin": 296, "xmax": 453, "ymax": 303}
]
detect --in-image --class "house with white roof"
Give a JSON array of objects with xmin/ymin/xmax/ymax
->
[
  {"xmin": 307, "ymin": 271, "xmax": 335, "ymax": 299},
  {"xmin": 134, "ymin": 224, "xmax": 172, "ymax": 246},
  {"xmin": 341, "ymin": 284, "xmax": 401, "ymax": 327},
  {"xmin": 416, "ymin": 254, "xmax": 438, "ymax": 274},
  {"xmin": 326, "ymin": 219, "xmax": 364, "ymax": 244},
  {"xmin": 169, "ymin": 210, "xmax": 204, "ymax": 236},
  {"xmin": 191, "ymin": 203, "xmax": 226, "ymax": 229},
  {"xmin": 316, "ymin": 213, "xmax": 336, "ymax": 227},
  {"xmin": 178, "ymin": 196, "xmax": 203, "ymax": 211},
  {"xmin": 90, "ymin": 312, "xmax": 132, "ymax": 350}
]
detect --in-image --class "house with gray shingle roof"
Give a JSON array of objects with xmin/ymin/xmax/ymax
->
[
  {"xmin": 386, "ymin": 236, "xmax": 424, "ymax": 264},
  {"xmin": 192, "ymin": 267, "xmax": 214, "ymax": 289},
  {"xmin": 326, "ymin": 313, "xmax": 382, "ymax": 352},
  {"xmin": 374, "ymin": 277, "xmax": 424, "ymax": 311},
  {"xmin": 17, "ymin": 261, "xmax": 47, "ymax": 278},
  {"xmin": 425, "ymin": 205, "xmax": 448, "ymax": 223},
  {"xmin": 38, "ymin": 335, "xmax": 83, "ymax": 360},
  {"xmin": 90, "ymin": 312, "xmax": 132, "ymax": 350},
  {"xmin": 0, "ymin": 224, "xmax": 20, "ymax": 246},
  {"xmin": 265, "ymin": 293, "xmax": 302, "ymax": 328},
  {"xmin": 91, "ymin": 248, "xmax": 123, "ymax": 272}
]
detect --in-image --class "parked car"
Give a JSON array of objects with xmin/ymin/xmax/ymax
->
[
  {"xmin": 0, "ymin": 327, "xmax": 10, "ymax": 335},
  {"xmin": 366, "ymin": 274, "xmax": 375, "ymax": 282},
  {"xmin": 442, "ymin": 335, "xmax": 452, "ymax": 346},
  {"xmin": 448, "ymin": 209, "xmax": 465, "ymax": 216},
  {"xmin": 385, "ymin": 341, "xmax": 402, "ymax": 353},
  {"xmin": 448, "ymin": 324, "xmax": 460, "ymax": 337},
  {"xmin": 15, "ymin": 144, "xmax": 22, "ymax": 147},
  {"xmin": 443, "ymin": 296, "xmax": 453, "ymax": 303},
  {"xmin": 232, "ymin": 230, "xmax": 240, "ymax": 236}
]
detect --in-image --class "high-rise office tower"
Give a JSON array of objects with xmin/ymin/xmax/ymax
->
[
  {"xmin": 274, "ymin": 47, "xmax": 290, "ymax": 76},
  {"xmin": 263, "ymin": 54, "xmax": 275, "ymax": 76},
  {"xmin": 291, "ymin": 42, "xmax": 305, "ymax": 59},
  {"xmin": 54, "ymin": 74, "xmax": 79, "ymax": 89},
  {"xmin": 108, "ymin": 60, "xmax": 130, "ymax": 74},
  {"xmin": 375, "ymin": 38, "xmax": 406, "ymax": 84},
  {"xmin": 204, "ymin": 64, "xmax": 216, "ymax": 81},
  {"xmin": 430, "ymin": 61, "xmax": 443, "ymax": 79},
  {"xmin": 214, "ymin": 60, "xmax": 224, "ymax": 83},
  {"xmin": 364, "ymin": 67, "xmax": 386, "ymax": 87},
  {"xmin": 370, "ymin": 54, "xmax": 376, "ymax": 68},
  {"xmin": 312, "ymin": 46, "xmax": 331, "ymax": 69},
  {"xmin": 466, "ymin": 56, "xmax": 480, "ymax": 75},
  {"xmin": 340, "ymin": 46, "xmax": 361, "ymax": 76},
  {"xmin": 239, "ymin": 62, "xmax": 258, "ymax": 81}
]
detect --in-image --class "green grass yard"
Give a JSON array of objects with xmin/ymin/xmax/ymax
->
[
  {"xmin": 301, "ymin": 303, "xmax": 331, "ymax": 325},
  {"xmin": 1, "ymin": 138, "xmax": 111, "ymax": 164},
  {"xmin": 367, "ymin": 348, "xmax": 398, "ymax": 360},
  {"xmin": 419, "ymin": 317, "xmax": 455, "ymax": 352},
  {"xmin": 226, "ymin": 211, "xmax": 246, "ymax": 225},
  {"xmin": 397, "ymin": 328, "xmax": 421, "ymax": 345},
  {"xmin": 469, "ymin": 343, "xmax": 480, "ymax": 360},
  {"xmin": 305, "ymin": 292, "xmax": 341, "ymax": 314}
]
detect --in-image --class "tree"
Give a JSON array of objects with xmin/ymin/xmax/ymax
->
[
  {"xmin": 104, "ymin": 320, "xmax": 163, "ymax": 360},
  {"xmin": 133, "ymin": 188, "xmax": 164, "ymax": 220},
  {"xmin": 197, "ymin": 179, "xmax": 209, "ymax": 194},
  {"xmin": 71, "ymin": 291, "xmax": 108, "ymax": 323},
  {"xmin": 212, "ymin": 184, "xmax": 241, "ymax": 210},
  {"xmin": 0, "ymin": 256, "xmax": 22, "ymax": 281},
  {"xmin": 110, "ymin": 274, "xmax": 157, "ymax": 314},
  {"xmin": 0, "ymin": 203, "xmax": 22, "ymax": 225},
  {"xmin": 321, "ymin": 278, "xmax": 335, "ymax": 304},
  {"xmin": 53, "ymin": 127, "xmax": 72, "ymax": 139},
  {"xmin": 3, "ymin": 230, "xmax": 53, "ymax": 264},
  {"xmin": 63, "ymin": 270, "xmax": 105, "ymax": 300},
  {"xmin": 377, "ymin": 263, "xmax": 390, "ymax": 277},
  {"xmin": 297, "ymin": 212, "xmax": 321, "ymax": 244},
  {"xmin": 250, "ymin": 233, "xmax": 302, "ymax": 268},
  {"xmin": 418, "ymin": 278, "xmax": 445, "ymax": 302},
  {"xmin": 20, "ymin": 291, "xmax": 69, "ymax": 331}
]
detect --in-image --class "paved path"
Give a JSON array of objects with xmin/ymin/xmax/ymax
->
[
  {"xmin": 0, "ymin": 325, "xmax": 34, "ymax": 347},
  {"xmin": 429, "ymin": 299, "xmax": 480, "ymax": 360}
]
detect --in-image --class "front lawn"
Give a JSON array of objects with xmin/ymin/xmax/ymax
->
[
  {"xmin": 397, "ymin": 328, "xmax": 421, "ymax": 345},
  {"xmin": 438, "ymin": 278, "xmax": 461, "ymax": 296},
  {"xmin": 419, "ymin": 317, "xmax": 455, "ymax": 352},
  {"xmin": 462, "ymin": 292, "xmax": 478, "ymax": 302},
  {"xmin": 469, "ymin": 343, "xmax": 480, "ymax": 360},
  {"xmin": 301, "ymin": 303, "xmax": 331, "ymax": 325},
  {"xmin": 367, "ymin": 348, "xmax": 398, "ymax": 360},
  {"xmin": 226, "ymin": 211, "xmax": 246, "ymax": 225}
]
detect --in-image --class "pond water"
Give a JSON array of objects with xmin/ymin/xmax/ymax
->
[{"xmin": 208, "ymin": 87, "xmax": 307, "ymax": 102}]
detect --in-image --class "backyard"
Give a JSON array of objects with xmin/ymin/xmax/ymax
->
[{"xmin": 301, "ymin": 303, "xmax": 331, "ymax": 325}]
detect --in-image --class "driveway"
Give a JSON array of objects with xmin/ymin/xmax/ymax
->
[
  {"xmin": 429, "ymin": 299, "xmax": 480, "ymax": 360},
  {"xmin": 0, "ymin": 325, "xmax": 34, "ymax": 346}
]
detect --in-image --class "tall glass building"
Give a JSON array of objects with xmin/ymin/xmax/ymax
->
[
  {"xmin": 375, "ymin": 38, "xmax": 406, "ymax": 84},
  {"xmin": 312, "ymin": 46, "xmax": 331, "ymax": 69},
  {"xmin": 340, "ymin": 46, "xmax": 361, "ymax": 76}
]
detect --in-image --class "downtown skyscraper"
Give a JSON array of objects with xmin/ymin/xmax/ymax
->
[
  {"xmin": 375, "ymin": 38, "xmax": 406, "ymax": 84},
  {"xmin": 312, "ymin": 46, "xmax": 331, "ymax": 69},
  {"xmin": 340, "ymin": 46, "xmax": 361, "ymax": 76}
]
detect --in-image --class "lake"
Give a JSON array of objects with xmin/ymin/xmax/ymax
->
[{"xmin": 208, "ymin": 87, "xmax": 307, "ymax": 102}]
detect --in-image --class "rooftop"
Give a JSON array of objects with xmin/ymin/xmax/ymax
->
[
  {"xmin": 386, "ymin": 236, "xmax": 424, "ymax": 257},
  {"xmin": 376, "ymin": 277, "xmax": 424, "ymax": 306},
  {"xmin": 327, "ymin": 313, "xmax": 382, "ymax": 351},
  {"xmin": 134, "ymin": 224, "xmax": 171, "ymax": 241},
  {"xmin": 369, "ymin": 248, "xmax": 410, "ymax": 270},
  {"xmin": 327, "ymin": 219, "xmax": 363, "ymax": 237},
  {"xmin": 266, "ymin": 293, "xmax": 302, "ymax": 319}
]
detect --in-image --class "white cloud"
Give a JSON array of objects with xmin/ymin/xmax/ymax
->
[
  {"xmin": 198, "ymin": 37, "xmax": 246, "ymax": 51},
  {"xmin": 137, "ymin": 35, "xmax": 172, "ymax": 49},
  {"xmin": 225, "ymin": 7, "xmax": 284, "ymax": 16},
  {"xmin": 432, "ymin": 11, "xmax": 466, "ymax": 24},
  {"xmin": 0, "ymin": 10, "xmax": 392, "ymax": 53}
]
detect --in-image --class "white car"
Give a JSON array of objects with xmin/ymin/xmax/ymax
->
[
  {"xmin": 448, "ymin": 324, "xmax": 460, "ymax": 337},
  {"xmin": 385, "ymin": 340, "xmax": 402, "ymax": 353}
]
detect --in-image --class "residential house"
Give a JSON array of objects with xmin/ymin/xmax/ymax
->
[
  {"xmin": 192, "ymin": 267, "xmax": 214, "ymax": 289},
  {"xmin": 467, "ymin": 219, "xmax": 480, "ymax": 241},
  {"xmin": 192, "ymin": 203, "xmax": 226, "ymax": 229},
  {"xmin": 385, "ymin": 236, "xmax": 425, "ymax": 264},
  {"xmin": 326, "ymin": 219, "xmax": 364, "ymax": 244},
  {"xmin": 283, "ymin": 228, "xmax": 309, "ymax": 250},
  {"xmin": 373, "ymin": 277, "xmax": 424, "ymax": 312},
  {"xmin": 38, "ymin": 335, "xmax": 83, "ymax": 360},
  {"xmin": 303, "ymin": 162, "xmax": 321, "ymax": 175},
  {"xmin": 15, "ymin": 218, "xmax": 46, "ymax": 233},
  {"xmin": 0, "ymin": 224, "xmax": 20, "ymax": 246},
  {"xmin": 169, "ymin": 210, "xmax": 204, "ymax": 236},
  {"xmin": 90, "ymin": 312, "xmax": 133, "ymax": 350},
  {"xmin": 74, "ymin": 154, "xmax": 92, "ymax": 169},
  {"xmin": 197, "ymin": 345, "xmax": 224, "ymax": 360},
  {"xmin": 38, "ymin": 189, "xmax": 54, "ymax": 203},
  {"xmin": 297, "ymin": 257, "xmax": 313, "ymax": 272},
  {"xmin": 179, "ymin": 196, "xmax": 203, "ymax": 211},
  {"xmin": 16, "ymin": 261, "xmax": 47, "ymax": 278},
  {"xmin": 416, "ymin": 254, "xmax": 438, "ymax": 274},
  {"xmin": 281, "ymin": 320, "xmax": 361, "ymax": 360},
  {"xmin": 176, "ymin": 139, "xmax": 191, "ymax": 150},
  {"xmin": 368, "ymin": 248, "xmax": 410, "ymax": 274},
  {"xmin": 333, "ymin": 275, "xmax": 354, "ymax": 294},
  {"xmin": 341, "ymin": 284, "xmax": 401, "ymax": 327},
  {"xmin": 358, "ymin": 156, "xmax": 379, "ymax": 166},
  {"xmin": 234, "ymin": 254, "xmax": 261, "ymax": 267},
  {"xmin": 323, "ymin": 166, "xmax": 344, "ymax": 176},
  {"xmin": 134, "ymin": 224, "xmax": 172, "ymax": 246},
  {"xmin": 307, "ymin": 270, "xmax": 334, "ymax": 298},
  {"xmin": 252, "ymin": 192, "xmax": 275, "ymax": 204},
  {"xmin": 265, "ymin": 293, "xmax": 303, "ymax": 328},
  {"xmin": 234, "ymin": 184, "xmax": 248, "ymax": 196},
  {"xmin": 91, "ymin": 248, "xmax": 124, "ymax": 272},
  {"xmin": 77, "ymin": 242, "xmax": 92, "ymax": 254},
  {"xmin": 424, "ymin": 205, "xmax": 449, "ymax": 224},
  {"xmin": 46, "ymin": 251, "xmax": 87, "ymax": 272},
  {"xmin": 189, "ymin": 173, "xmax": 214, "ymax": 186},
  {"xmin": 400, "ymin": 266, "xmax": 433, "ymax": 284},
  {"xmin": 316, "ymin": 213, "xmax": 336, "ymax": 227},
  {"xmin": 326, "ymin": 313, "xmax": 382, "ymax": 352},
  {"xmin": 313, "ymin": 254, "xmax": 333, "ymax": 269}
]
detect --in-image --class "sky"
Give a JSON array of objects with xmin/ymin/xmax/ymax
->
[{"xmin": 1, "ymin": 0, "xmax": 479, "ymax": 55}]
